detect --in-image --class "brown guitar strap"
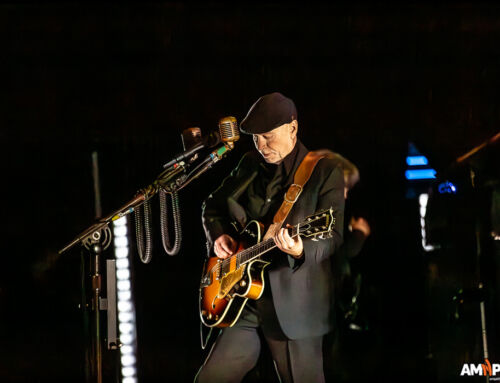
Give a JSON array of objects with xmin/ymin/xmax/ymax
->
[{"xmin": 263, "ymin": 150, "xmax": 331, "ymax": 241}]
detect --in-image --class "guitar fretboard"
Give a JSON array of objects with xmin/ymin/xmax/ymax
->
[{"xmin": 220, "ymin": 226, "xmax": 299, "ymax": 274}]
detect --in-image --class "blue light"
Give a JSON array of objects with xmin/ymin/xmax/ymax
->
[
  {"xmin": 405, "ymin": 169, "xmax": 437, "ymax": 180},
  {"xmin": 438, "ymin": 181, "xmax": 457, "ymax": 194},
  {"xmin": 406, "ymin": 156, "xmax": 429, "ymax": 166}
]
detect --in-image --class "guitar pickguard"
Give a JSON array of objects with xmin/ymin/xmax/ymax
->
[{"xmin": 218, "ymin": 264, "xmax": 246, "ymax": 298}]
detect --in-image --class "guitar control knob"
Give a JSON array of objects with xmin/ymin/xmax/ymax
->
[
  {"xmin": 240, "ymin": 280, "xmax": 247, "ymax": 287},
  {"xmin": 201, "ymin": 310, "xmax": 207, "ymax": 316}
]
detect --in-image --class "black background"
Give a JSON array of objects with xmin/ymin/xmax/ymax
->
[{"xmin": 1, "ymin": 1, "xmax": 499, "ymax": 382}]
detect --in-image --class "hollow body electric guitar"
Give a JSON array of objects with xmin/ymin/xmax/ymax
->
[{"xmin": 199, "ymin": 208, "xmax": 336, "ymax": 328}]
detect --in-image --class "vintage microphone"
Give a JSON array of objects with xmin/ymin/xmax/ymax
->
[
  {"xmin": 219, "ymin": 116, "xmax": 240, "ymax": 149},
  {"xmin": 136, "ymin": 118, "xmax": 239, "ymax": 261}
]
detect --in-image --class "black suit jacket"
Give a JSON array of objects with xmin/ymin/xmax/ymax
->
[{"xmin": 202, "ymin": 141, "xmax": 345, "ymax": 339}]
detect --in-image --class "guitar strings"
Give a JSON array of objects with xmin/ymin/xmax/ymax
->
[{"xmin": 206, "ymin": 226, "xmax": 300, "ymax": 277}]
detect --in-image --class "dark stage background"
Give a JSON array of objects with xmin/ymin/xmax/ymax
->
[{"xmin": 1, "ymin": 2, "xmax": 499, "ymax": 382}]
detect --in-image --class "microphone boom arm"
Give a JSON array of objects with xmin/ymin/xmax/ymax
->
[
  {"xmin": 60, "ymin": 115, "xmax": 238, "ymax": 255},
  {"xmin": 59, "ymin": 162, "xmax": 188, "ymax": 255}
]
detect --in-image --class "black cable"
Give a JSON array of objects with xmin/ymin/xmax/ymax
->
[
  {"xmin": 134, "ymin": 199, "xmax": 153, "ymax": 264},
  {"xmin": 160, "ymin": 189, "xmax": 182, "ymax": 256}
]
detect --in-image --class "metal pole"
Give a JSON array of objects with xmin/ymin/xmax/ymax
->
[
  {"xmin": 92, "ymin": 151, "xmax": 103, "ymax": 220},
  {"xmin": 92, "ymin": 244, "xmax": 103, "ymax": 383},
  {"xmin": 91, "ymin": 152, "xmax": 103, "ymax": 383}
]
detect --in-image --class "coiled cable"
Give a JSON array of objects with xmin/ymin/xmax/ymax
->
[
  {"xmin": 134, "ymin": 198, "xmax": 153, "ymax": 264},
  {"xmin": 160, "ymin": 189, "xmax": 182, "ymax": 256}
]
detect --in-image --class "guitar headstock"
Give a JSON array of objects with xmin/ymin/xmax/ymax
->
[{"xmin": 298, "ymin": 208, "xmax": 336, "ymax": 240}]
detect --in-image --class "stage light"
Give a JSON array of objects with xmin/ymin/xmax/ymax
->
[
  {"xmin": 406, "ymin": 156, "xmax": 429, "ymax": 166},
  {"xmin": 114, "ymin": 236, "xmax": 129, "ymax": 248},
  {"xmin": 117, "ymin": 280, "xmax": 131, "ymax": 291},
  {"xmin": 114, "ymin": 225, "xmax": 127, "ymax": 237},
  {"xmin": 438, "ymin": 181, "xmax": 457, "ymax": 194},
  {"xmin": 122, "ymin": 366, "xmax": 136, "ymax": 377},
  {"xmin": 119, "ymin": 322, "xmax": 134, "ymax": 334},
  {"xmin": 114, "ymin": 217, "xmax": 127, "ymax": 227},
  {"xmin": 115, "ymin": 247, "xmax": 129, "ymax": 259},
  {"xmin": 120, "ymin": 333, "xmax": 134, "ymax": 345},
  {"xmin": 121, "ymin": 345, "xmax": 133, "ymax": 354},
  {"xmin": 405, "ymin": 169, "xmax": 436, "ymax": 180},
  {"xmin": 118, "ymin": 290, "xmax": 132, "ymax": 301},
  {"xmin": 119, "ymin": 312, "xmax": 134, "ymax": 323},
  {"xmin": 418, "ymin": 193, "xmax": 436, "ymax": 252},
  {"xmin": 117, "ymin": 269, "xmax": 131, "ymax": 280},
  {"xmin": 118, "ymin": 301, "xmax": 132, "ymax": 313},
  {"xmin": 113, "ymin": 216, "xmax": 138, "ymax": 383},
  {"xmin": 116, "ymin": 258, "xmax": 129, "ymax": 269},
  {"xmin": 122, "ymin": 354, "xmax": 136, "ymax": 367}
]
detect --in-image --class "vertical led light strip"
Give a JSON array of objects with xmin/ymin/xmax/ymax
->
[
  {"xmin": 113, "ymin": 217, "xmax": 138, "ymax": 383},
  {"xmin": 418, "ymin": 193, "xmax": 436, "ymax": 252}
]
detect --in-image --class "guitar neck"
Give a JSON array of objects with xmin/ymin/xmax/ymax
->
[
  {"xmin": 213, "ymin": 208, "xmax": 334, "ymax": 280},
  {"xmin": 236, "ymin": 226, "xmax": 299, "ymax": 266}
]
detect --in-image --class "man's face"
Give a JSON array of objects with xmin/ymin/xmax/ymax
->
[{"xmin": 253, "ymin": 121, "xmax": 297, "ymax": 164}]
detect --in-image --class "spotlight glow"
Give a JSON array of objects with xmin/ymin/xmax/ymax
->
[
  {"xmin": 117, "ymin": 269, "xmax": 131, "ymax": 280},
  {"xmin": 419, "ymin": 193, "xmax": 436, "ymax": 252},
  {"xmin": 119, "ymin": 322, "xmax": 134, "ymax": 334},
  {"xmin": 405, "ymin": 169, "xmax": 437, "ymax": 180},
  {"xmin": 117, "ymin": 280, "xmax": 131, "ymax": 291},
  {"xmin": 114, "ymin": 236, "xmax": 129, "ymax": 248},
  {"xmin": 119, "ymin": 312, "xmax": 134, "ymax": 323},
  {"xmin": 118, "ymin": 290, "xmax": 132, "ymax": 301},
  {"xmin": 116, "ymin": 247, "xmax": 129, "ymax": 259},
  {"xmin": 120, "ymin": 333, "xmax": 134, "ymax": 345},
  {"xmin": 406, "ymin": 156, "xmax": 429, "ymax": 166},
  {"xmin": 122, "ymin": 354, "xmax": 136, "ymax": 367},
  {"xmin": 116, "ymin": 258, "xmax": 130, "ymax": 269},
  {"xmin": 118, "ymin": 301, "xmax": 132, "ymax": 313},
  {"xmin": 122, "ymin": 366, "xmax": 136, "ymax": 377},
  {"xmin": 438, "ymin": 181, "xmax": 457, "ymax": 194}
]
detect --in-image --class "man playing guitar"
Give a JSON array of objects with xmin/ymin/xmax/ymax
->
[{"xmin": 196, "ymin": 92, "xmax": 345, "ymax": 383}]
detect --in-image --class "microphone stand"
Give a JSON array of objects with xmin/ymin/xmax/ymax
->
[
  {"xmin": 60, "ymin": 142, "xmax": 234, "ymax": 265},
  {"xmin": 59, "ymin": 122, "xmax": 237, "ymax": 382},
  {"xmin": 61, "ymin": 157, "xmax": 192, "ymax": 383}
]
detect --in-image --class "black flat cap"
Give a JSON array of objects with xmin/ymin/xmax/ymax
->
[{"xmin": 240, "ymin": 92, "xmax": 297, "ymax": 134}]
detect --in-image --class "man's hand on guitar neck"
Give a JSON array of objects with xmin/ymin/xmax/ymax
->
[
  {"xmin": 214, "ymin": 234, "xmax": 238, "ymax": 259},
  {"xmin": 274, "ymin": 225, "xmax": 304, "ymax": 259}
]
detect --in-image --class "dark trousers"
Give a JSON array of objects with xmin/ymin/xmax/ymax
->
[{"xmin": 195, "ymin": 300, "xmax": 325, "ymax": 383}]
